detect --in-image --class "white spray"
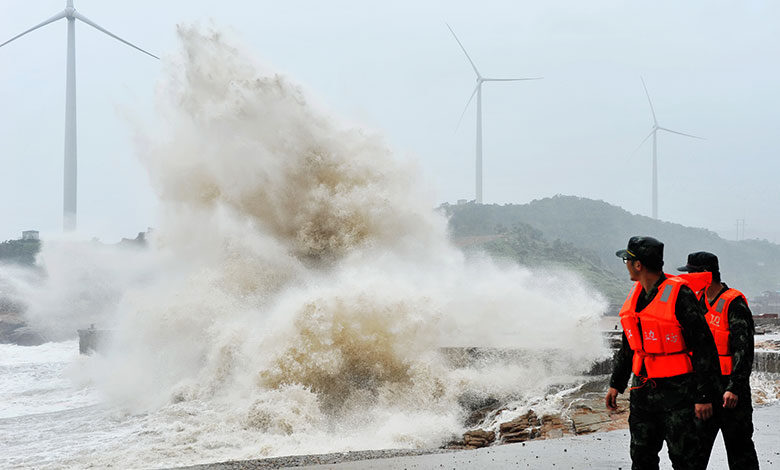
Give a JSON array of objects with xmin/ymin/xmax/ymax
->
[{"xmin": 10, "ymin": 25, "xmax": 608, "ymax": 468}]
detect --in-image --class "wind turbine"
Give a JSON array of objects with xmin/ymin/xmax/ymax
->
[
  {"xmin": 636, "ymin": 77, "xmax": 703, "ymax": 219},
  {"xmin": 0, "ymin": 0, "xmax": 158, "ymax": 232},
  {"xmin": 447, "ymin": 24, "xmax": 540, "ymax": 204}
]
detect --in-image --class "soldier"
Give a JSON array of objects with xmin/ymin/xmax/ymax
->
[
  {"xmin": 605, "ymin": 236, "xmax": 721, "ymax": 470},
  {"xmin": 678, "ymin": 252, "xmax": 759, "ymax": 469}
]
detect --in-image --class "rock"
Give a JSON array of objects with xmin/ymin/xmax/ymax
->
[
  {"xmin": 499, "ymin": 410, "xmax": 551, "ymax": 443},
  {"xmin": 572, "ymin": 413, "xmax": 612, "ymax": 434},
  {"xmin": 8, "ymin": 326, "xmax": 47, "ymax": 346},
  {"xmin": 0, "ymin": 312, "xmax": 46, "ymax": 346},
  {"xmin": 499, "ymin": 410, "xmax": 540, "ymax": 434},
  {"xmin": 539, "ymin": 414, "xmax": 567, "ymax": 436},
  {"xmin": 546, "ymin": 428, "xmax": 564, "ymax": 438},
  {"xmin": 501, "ymin": 429, "xmax": 533, "ymax": 443},
  {"xmin": 465, "ymin": 402, "xmax": 504, "ymax": 427},
  {"xmin": 462, "ymin": 429, "xmax": 495, "ymax": 448}
]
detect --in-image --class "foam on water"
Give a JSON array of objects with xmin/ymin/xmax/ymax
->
[
  {"xmin": 0, "ymin": 341, "xmax": 99, "ymax": 419},
  {"xmin": 2, "ymin": 26, "xmax": 612, "ymax": 469}
]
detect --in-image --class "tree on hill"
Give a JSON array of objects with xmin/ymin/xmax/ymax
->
[
  {"xmin": 445, "ymin": 208, "xmax": 628, "ymax": 310},
  {"xmin": 0, "ymin": 239, "xmax": 41, "ymax": 266}
]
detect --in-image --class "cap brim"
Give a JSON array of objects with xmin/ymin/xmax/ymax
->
[
  {"xmin": 616, "ymin": 249, "xmax": 629, "ymax": 258},
  {"xmin": 677, "ymin": 265, "xmax": 691, "ymax": 272}
]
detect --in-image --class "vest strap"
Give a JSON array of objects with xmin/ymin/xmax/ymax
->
[{"xmin": 634, "ymin": 351, "xmax": 694, "ymax": 378}]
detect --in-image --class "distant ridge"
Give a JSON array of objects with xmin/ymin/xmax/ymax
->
[{"xmin": 444, "ymin": 195, "xmax": 780, "ymax": 301}]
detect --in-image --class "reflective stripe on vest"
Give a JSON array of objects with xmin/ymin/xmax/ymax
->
[
  {"xmin": 618, "ymin": 277, "xmax": 694, "ymax": 379},
  {"xmin": 704, "ymin": 288, "xmax": 746, "ymax": 376}
]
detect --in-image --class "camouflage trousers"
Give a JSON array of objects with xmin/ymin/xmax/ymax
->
[
  {"xmin": 627, "ymin": 374, "xmax": 706, "ymax": 470},
  {"xmin": 695, "ymin": 396, "xmax": 759, "ymax": 470},
  {"xmin": 629, "ymin": 403, "xmax": 701, "ymax": 470}
]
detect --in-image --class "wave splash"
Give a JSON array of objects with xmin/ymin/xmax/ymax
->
[{"xmin": 15, "ymin": 25, "xmax": 607, "ymax": 467}]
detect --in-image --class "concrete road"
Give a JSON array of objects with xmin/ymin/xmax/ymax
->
[{"xmin": 286, "ymin": 404, "xmax": 779, "ymax": 469}]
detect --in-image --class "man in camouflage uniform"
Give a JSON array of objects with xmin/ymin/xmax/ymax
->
[
  {"xmin": 605, "ymin": 237, "xmax": 721, "ymax": 470},
  {"xmin": 678, "ymin": 252, "xmax": 759, "ymax": 469}
]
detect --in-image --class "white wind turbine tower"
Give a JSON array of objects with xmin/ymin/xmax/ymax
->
[
  {"xmin": 0, "ymin": 0, "xmax": 159, "ymax": 232},
  {"xmin": 447, "ymin": 24, "xmax": 541, "ymax": 204},
  {"xmin": 636, "ymin": 77, "xmax": 703, "ymax": 220}
]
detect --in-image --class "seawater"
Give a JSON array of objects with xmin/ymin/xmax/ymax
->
[
  {"xmin": 0, "ymin": 341, "xmax": 598, "ymax": 469},
  {"xmin": 1, "ymin": 25, "xmax": 614, "ymax": 469}
]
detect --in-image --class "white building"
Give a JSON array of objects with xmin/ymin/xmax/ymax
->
[{"xmin": 21, "ymin": 230, "xmax": 39, "ymax": 241}]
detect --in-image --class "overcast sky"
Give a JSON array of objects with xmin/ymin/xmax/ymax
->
[{"xmin": 1, "ymin": 1, "xmax": 778, "ymax": 243}]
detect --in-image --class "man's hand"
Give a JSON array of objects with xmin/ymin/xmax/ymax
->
[
  {"xmin": 605, "ymin": 387, "xmax": 619, "ymax": 410},
  {"xmin": 695, "ymin": 403, "xmax": 713, "ymax": 421},
  {"xmin": 723, "ymin": 391, "xmax": 738, "ymax": 409}
]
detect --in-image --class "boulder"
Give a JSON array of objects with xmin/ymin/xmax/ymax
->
[{"xmin": 462, "ymin": 429, "xmax": 495, "ymax": 448}]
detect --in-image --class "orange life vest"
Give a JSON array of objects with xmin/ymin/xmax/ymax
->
[
  {"xmin": 619, "ymin": 276, "xmax": 694, "ymax": 378},
  {"xmin": 703, "ymin": 288, "xmax": 746, "ymax": 376},
  {"xmin": 674, "ymin": 272, "xmax": 712, "ymax": 296}
]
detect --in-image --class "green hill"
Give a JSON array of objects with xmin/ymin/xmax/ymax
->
[{"xmin": 444, "ymin": 196, "xmax": 780, "ymax": 305}]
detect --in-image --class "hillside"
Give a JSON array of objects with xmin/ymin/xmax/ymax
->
[
  {"xmin": 450, "ymin": 218, "xmax": 629, "ymax": 309},
  {"xmin": 444, "ymin": 196, "xmax": 780, "ymax": 302}
]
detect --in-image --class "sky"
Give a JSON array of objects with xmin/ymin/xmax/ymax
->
[{"xmin": 0, "ymin": 0, "xmax": 778, "ymax": 243}]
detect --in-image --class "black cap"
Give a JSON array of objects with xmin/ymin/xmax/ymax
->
[
  {"xmin": 616, "ymin": 236, "xmax": 664, "ymax": 269},
  {"xmin": 677, "ymin": 251, "xmax": 719, "ymax": 273}
]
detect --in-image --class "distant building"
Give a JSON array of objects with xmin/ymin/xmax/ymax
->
[
  {"xmin": 457, "ymin": 199, "xmax": 468, "ymax": 205},
  {"xmin": 751, "ymin": 290, "xmax": 780, "ymax": 316},
  {"xmin": 21, "ymin": 230, "xmax": 39, "ymax": 241}
]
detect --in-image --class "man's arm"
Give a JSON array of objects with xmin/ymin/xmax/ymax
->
[
  {"xmin": 726, "ymin": 297, "xmax": 755, "ymax": 394},
  {"xmin": 606, "ymin": 331, "xmax": 633, "ymax": 410},
  {"xmin": 675, "ymin": 285, "xmax": 720, "ymax": 404},
  {"xmin": 609, "ymin": 332, "xmax": 633, "ymax": 393}
]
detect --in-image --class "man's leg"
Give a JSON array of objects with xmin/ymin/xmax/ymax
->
[
  {"xmin": 693, "ymin": 403, "xmax": 721, "ymax": 470},
  {"xmin": 629, "ymin": 405, "xmax": 665, "ymax": 470},
  {"xmin": 664, "ymin": 406, "xmax": 701, "ymax": 470},
  {"xmin": 721, "ymin": 399, "xmax": 759, "ymax": 470}
]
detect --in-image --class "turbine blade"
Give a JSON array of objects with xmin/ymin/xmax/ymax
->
[
  {"xmin": 482, "ymin": 77, "xmax": 543, "ymax": 82},
  {"xmin": 455, "ymin": 83, "xmax": 480, "ymax": 133},
  {"xmin": 640, "ymin": 76, "xmax": 658, "ymax": 126},
  {"xmin": 630, "ymin": 129, "xmax": 655, "ymax": 158},
  {"xmin": 74, "ymin": 12, "xmax": 159, "ymax": 59},
  {"xmin": 658, "ymin": 127, "xmax": 705, "ymax": 140},
  {"xmin": 0, "ymin": 10, "xmax": 67, "ymax": 48},
  {"xmin": 446, "ymin": 23, "xmax": 481, "ymax": 78}
]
